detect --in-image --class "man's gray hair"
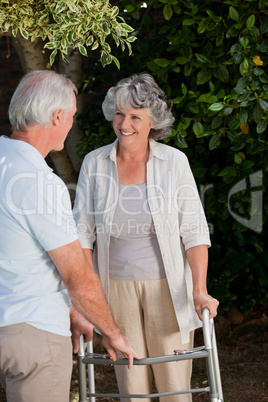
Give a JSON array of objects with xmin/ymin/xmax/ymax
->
[
  {"xmin": 9, "ymin": 70, "xmax": 78, "ymax": 132},
  {"xmin": 102, "ymin": 72, "xmax": 175, "ymax": 140}
]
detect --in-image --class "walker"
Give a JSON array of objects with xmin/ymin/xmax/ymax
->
[{"xmin": 78, "ymin": 307, "xmax": 223, "ymax": 401}]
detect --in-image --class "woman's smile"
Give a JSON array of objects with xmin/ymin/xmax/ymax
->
[{"xmin": 113, "ymin": 108, "xmax": 152, "ymax": 146}]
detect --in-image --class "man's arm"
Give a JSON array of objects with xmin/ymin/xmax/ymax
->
[
  {"xmin": 186, "ymin": 245, "xmax": 219, "ymax": 320},
  {"xmin": 69, "ymin": 248, "xmax": 95, "ymax": 353},
  {"xmin": 48, "ymin": 240, "xmax": 140, "ymax": 368}
]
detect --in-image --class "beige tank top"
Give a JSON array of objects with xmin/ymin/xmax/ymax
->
[{"xmin": 109, "ymin": 183, "xmax": 166, "ymax": 281}]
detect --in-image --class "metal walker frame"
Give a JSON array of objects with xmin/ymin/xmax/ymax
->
[{"xmin": 78, "ymin": 308, "xmax": 223, "ymax": 401}]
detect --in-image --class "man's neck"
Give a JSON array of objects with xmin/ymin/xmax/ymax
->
[{"xmin": 10, "ymin": 127, "xmax": 49, "ymax": 158}]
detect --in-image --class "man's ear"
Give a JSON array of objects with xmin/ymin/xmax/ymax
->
[{"xmin": 52, "ymin": 109, "xmax": 64, "ymax": 126}]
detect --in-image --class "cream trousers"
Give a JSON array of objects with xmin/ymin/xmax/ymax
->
[
  {"xmin": 0, "ymin": 323, "xmax": 72, "ymax": 402},
  {"xmin": 109, "ymin": 278, "xmax": 194, "ymax": 402}
]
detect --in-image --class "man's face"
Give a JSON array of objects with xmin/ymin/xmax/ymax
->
[{"xmin": 53, "ymin": 93, "xmax": 77, "ymax": 151}]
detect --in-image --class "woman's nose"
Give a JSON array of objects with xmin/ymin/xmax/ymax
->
[{"xmin": 121, "ymin": 116, "xmax": 131, "ymax": 130}]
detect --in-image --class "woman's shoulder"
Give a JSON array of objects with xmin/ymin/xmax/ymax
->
[
  {"xmin": 82, "ymin": 141, "xmax": 116, "ymax": 165},
  {"xmin": 151, "ymin": 140, "xmax": 188, "ymax": 162}
]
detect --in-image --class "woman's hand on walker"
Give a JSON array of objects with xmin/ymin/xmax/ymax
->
[{"xmin": 193, "ymin": 290, "xmax": 219, "ymax": 321}]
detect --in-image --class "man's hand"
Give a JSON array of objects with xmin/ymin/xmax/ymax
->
[
  {"xmin": 70, "ymin": 304, "xmax": 94, "ymax": 353},
  {"xmin": 102, "ymin": 333, "xmax": 142, "ymax": 370},
  {"xmin": 193, "ymin": 290, "xmax": 219, "ymax": 321},
  {"xmin": 49, "ymin": 242, "xmax": 141, "ymax": 363}
]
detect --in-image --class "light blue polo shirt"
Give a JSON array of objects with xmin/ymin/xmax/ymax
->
[{"xmin": 0, "ymin": 136, "xmax": 78, "ymax": 336}]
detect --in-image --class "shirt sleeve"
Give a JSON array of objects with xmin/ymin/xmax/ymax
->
[
  {"xmin": 176, "ymin": 153, "xmax": 211, "ymax": 250},
  {"xmin": 73, "ymin": 155, "xmax": 96, "ymax": 249},
  {"xmin": 18, "ymin": 173, "xmax": 78, "ymax": 251}
]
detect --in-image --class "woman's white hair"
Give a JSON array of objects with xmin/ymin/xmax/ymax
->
[
  {"xmin": 102, "ymin": 72, "xmax": 174, "ymax": 139},
  {"xmin": 8, "ymin": 70, "xmax": 77, "ymax": 132}
]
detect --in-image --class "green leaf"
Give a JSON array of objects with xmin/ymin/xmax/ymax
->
[
  {"xmin": 176, "ymin": 134, "xmax": 188, "ymax": 148},
  {"xmin": 188, "ymin": 102, "xmax": 200, "ymax": 114},
  {"xmin": 44, "ymin": 42, "xmax": 57, "ymax": 50},
  {"xmin": 229, "ymin": 6, "xmax": 239, "ymax": 22},
  {"xmin": 193, "ymin": 122, "xmax": 203, "ymax": 137},
  {"xmin": 154, "ymin": 58, "xmax": 170, "ymax": 67},
  {"xmin": 259, "ymin": 99, "xmax": 268, "ymax": 112},
  {"xmin": 234, "ymin": 76, "xmax": 249, "ymax": 93},
  {"xmin": 239, "ymin": 108, "xmax": 248, "ymax": 125},
  {"xmin": 242, "ymin": 160, "xmax": 254, "ymax": 169},
  {"xmin": 195, "ymin": 54, "xmax": 210, "ymax": 63},
  {"xmin": 256, "ymin": 43, "xmax": 268, "ymax": 52},
  {"xmin": 214, "ymin": 64, "xmax": 229, "ymax": 83},
  {"xmin": 254, "ymin": 67, "xmax": 264, "ymax": 76},
  {"xmin": 163, "ymin": 4, "xmax": 173, "ymax": 20},
  {"xmin": 182, "ymin": 18, "xmax": 195, "ymax": 26},
  {"xmin": 181, "ymin": 83, "xmax": 187, "ymax": 96},
  {"xmin": 218, "ymin": 166, "xmax": 237, "ymax": 177},
  {"xmin": 91, "ymin": 40, "xmax": 99, "ymax": 50},
  {"xmin": 234, "ymin": 153, "xmax": 243, "ymax": 164},
  {"xmin": 111, "ymin": 55, "xmax": 120, "ymax": 69},
  {"xmin": 209, "ymin": 133, "xmax": 221, "ymax": 150},
  {"xmin": 223, "ymin": 107, "xmax": 233, "ymax": 116},
  {"xmin": 239, "ymin": 37, "xmax": 249, "ymax": 47},
  {"xmin": 120, "ymin": 23, "xmax": 134, "ymax": 33},
  {"xmin": 147, "ymin": 61, "xmax": 158, "ymax": 72},
  {"xmin": 197, "ymin": 18, "xmax": 209, "ymax": 34},
  {"xmin": 192, "ymin": 167, "xmax": 207, "ymax": 177},
  {"xmin": 127, "ymin": 35, "xmax": 137, "ymax": 43},
  {"xmin": 61, "ymin": 53, "xmax": 69, "ymax": 63},
  {"xmin": 100, "ymin": 51, "xmax": 112, "ymax": 67},
  {"xmin": 176, "ymin": 56, "xmax": 190, "ymax": 65},
  {"xmin": 20, "ymin": 28, "xmax": 29, "ymax": 40},
  {"xmin": 110, "ymin": 6, "xmax": 119, "ymax": 18},
  {"xmin": 197, "ymin": 70, "xmax": 212, "ymax": 85},
  {"xmin": 78, "ymin": 44, "xmax": 87, "ymax": 57},
  {"xmin": 198, "ymin": 94, "xmax": 218, "ymax": 103},
  {"xmin": 49, "ymin": 49, "xmax": 57, "ymax": 65},
  {"xmin": 209, "ymin": 103, "xmax": 225, "ymax": 112},
  {"xmin": 211, "ymin": 116, "xmax": 223, "ymax": 129},
  {"xmin": 257, "ymin": 119, "xmax": 268, "ymax": 133},
  {"xmin": 252, "ymin": 103, "xmax": 263, "ymax": 123},
  {"xmin": 246, "ymin": 14, "xmax": 255, "ymax": 29}
]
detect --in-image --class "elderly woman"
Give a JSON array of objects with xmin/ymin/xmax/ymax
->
[{"xmin": 74, "ymin": 73, "xmax": 219, "ymax": 401}]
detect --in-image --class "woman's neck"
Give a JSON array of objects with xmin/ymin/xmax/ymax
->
[
  {"xmin": 116, "ymin": 141, "xmax": 150, "ymax": 185},
  {"xmin": 117, "ymin": 140, "xmax": 150, "ymax": 163}
]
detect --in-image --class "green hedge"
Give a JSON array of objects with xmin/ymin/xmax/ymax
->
[{"xmin": 77, "ymin": 0, "xmax": 268, "ymax": 314}]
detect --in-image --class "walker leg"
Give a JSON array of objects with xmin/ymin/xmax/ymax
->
[
  {"xmin": 87, "ymin": 341, "xmax": 96, "ymax": 402},
  {"xmin": 78, "ymin": 336, "xmax": 87, "ymax": 402},
  {"xmin": 202, "ymin": 308, "xmax": 222, "ymax": 402},
  {"xmin": 211, "ymin": 325, "xmax": 223, "ymax": 401}
]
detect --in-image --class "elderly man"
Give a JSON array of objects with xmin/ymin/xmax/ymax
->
[{"xmin": 0, "ymin": 70, "xmax": 139, "ymax": 402}]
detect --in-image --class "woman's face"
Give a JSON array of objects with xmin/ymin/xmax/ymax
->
[{"xmin": 113, "ymin": 107, "xmax": 152, "ymax": 149}]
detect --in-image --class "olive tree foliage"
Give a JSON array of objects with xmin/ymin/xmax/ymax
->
[
  {"xmin": 0, "ymin": 0, "xmax": 136, "ymax": 184},
  {"xmin": 78, "ymin": 0, "xmax": 268, "ymax": 314}
]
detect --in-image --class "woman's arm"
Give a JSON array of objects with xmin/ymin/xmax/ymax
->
[{"xmin": 186, "ymin": 245, "xmax": 219, "ymax": 320}]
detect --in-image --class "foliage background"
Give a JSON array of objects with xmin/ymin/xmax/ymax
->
[{"xmin": 77, "ymin": 0, "xmax": 268, "ymax": 315}]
